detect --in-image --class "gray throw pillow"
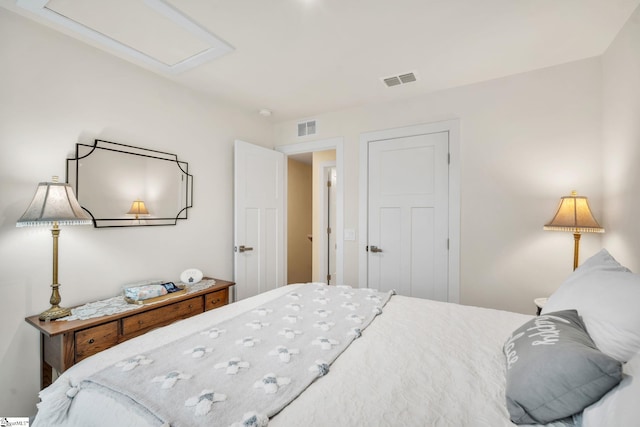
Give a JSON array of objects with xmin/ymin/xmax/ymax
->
[{"xmin": 503, "ymin": 309, "xmax": 622, "ymax": 425}]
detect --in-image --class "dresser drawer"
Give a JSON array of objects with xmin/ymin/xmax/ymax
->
[
  {"xmin": 75, "ymin": 321, "xmax": 119, "ymax": 362},
  {"xmin": 121, "ymin": 297, "xmax": 204, "ymax": 337},
  {"xmin": 205, "ymin": 288, "xmax": 228, "ymax": 310}
]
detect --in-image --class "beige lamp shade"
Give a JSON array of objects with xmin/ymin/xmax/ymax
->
[
  {"xmin": 544, "ymin": 190, "xmax": 603, "ymax": 270},
  {"xmin": 16, "ymin": 178, "xmax": 91, "ymax": 227},
  {"xmin": 544, "ymin": 191, "xmax": 604, "ymax": 233},
  {"xmin": 127, "ymin": 200, "xmax": 150, "ymax": 218}
]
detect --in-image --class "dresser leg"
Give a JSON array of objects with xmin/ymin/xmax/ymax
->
[{"xmin": 40, "ymin": 334, "xmax": 53, "ymax": 389}]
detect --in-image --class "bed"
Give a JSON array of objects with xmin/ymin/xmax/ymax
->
[{"xmin": 32, "ymin": 249, "xmax": 640, "ymax": 427}]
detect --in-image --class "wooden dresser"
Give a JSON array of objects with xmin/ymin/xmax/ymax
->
[{"xmin": 25, "ymin": 278, "xmax": 234, "ymax": 389}]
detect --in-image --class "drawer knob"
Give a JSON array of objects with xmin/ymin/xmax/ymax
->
[{"xmin": 88, "ymin": 338, "xmax": 95, "ymax": 344}]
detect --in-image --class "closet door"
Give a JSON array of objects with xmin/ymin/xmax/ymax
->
[{"xmin": 366, "ymin": 131, "xmax": 449, "ymax": 300}]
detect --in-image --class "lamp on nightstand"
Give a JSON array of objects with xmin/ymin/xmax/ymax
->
[
  {"xmin": 544, "ymin": 191, "xmax": 604, "ymax": 270},
  {"xmin": 16, "ymin": 176, "xmax": 92, "ymax": 320}
]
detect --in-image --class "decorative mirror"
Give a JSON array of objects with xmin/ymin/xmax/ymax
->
[{"xmin": 66, "ymin": 139, "xmax": 193, "ymax": 227}]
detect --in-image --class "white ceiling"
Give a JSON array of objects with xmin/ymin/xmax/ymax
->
[{"xmin": 4, "ymin": 0, "xmax": 640, "ymax": 121}]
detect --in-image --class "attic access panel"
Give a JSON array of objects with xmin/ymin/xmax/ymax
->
[{"xmin": 17, "ymin": 0, "xmax": 234, "ymax": 74}]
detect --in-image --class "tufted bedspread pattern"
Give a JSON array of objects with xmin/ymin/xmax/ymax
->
[{"xmin": 34, "ymin": 284, "xmax": 539, "ymax": 427}]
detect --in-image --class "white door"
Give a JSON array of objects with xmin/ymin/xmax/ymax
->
[
  {"xmin": 234, "ymin": 140, "xmax": 285, "ymax": 301},
  {"xmin": 320, "ymin": 165, "xmax": 337, "ymax": 285},
  {"xmin": 328, "ymin": 166, "xmax": 337, "ymax": 284},
  {"xmin": 367, "ymin": 131, "xmax": 449, "ymax": 300}
]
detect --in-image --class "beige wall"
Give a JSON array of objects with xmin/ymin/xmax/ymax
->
[
  {"xmin": 275, "ymin": 58, "xmax": 604, "ymax": 315},
  {"xmin": 602, "ymin": 7, "xmax": 640, "ymax": 270},
  {"xmin": 0, "ymin": 9, "xmax": 272, "ymax": 416},
  {"xmin": 287, "ymin": 158, "xmax": 312, "ymax": 283}
]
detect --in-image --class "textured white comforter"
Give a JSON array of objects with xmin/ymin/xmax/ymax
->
[{"xmin": 33, "ymin": 284, "xmax": 533, "ymax": 427}]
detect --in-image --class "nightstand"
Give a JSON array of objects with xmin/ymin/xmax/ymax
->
[
  {"xmin": 534, "ymin": 297, "xmax": 548, "ymax": 315},
  {"xmin": 25, "ymin": 278, "xmax": 234, "ymax": 389}
]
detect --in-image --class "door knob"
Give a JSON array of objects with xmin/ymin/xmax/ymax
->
[
  {"xmin": 370, "ymin": 245, "xmax": 383, "ymax": 253},
  {"xmin": 238, "ymin": 245, "xmax": 254, "ymax": 253}
]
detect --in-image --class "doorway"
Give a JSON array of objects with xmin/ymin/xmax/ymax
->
[
  {"xmin": 277, "ymin": 138, "xmax": 344, "ymax": 286},
  {"xmin": 286, "ymin": 156, "xmax": 313, "ymax": 283},
  {"xmin": 286, "ymin": 151, "xmax": 336, "ymax": 284}
]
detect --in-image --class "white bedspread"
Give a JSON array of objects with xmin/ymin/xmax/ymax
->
[{"xmin": 34, "ymin": 284, "xmax": 535, "ymax": 427}]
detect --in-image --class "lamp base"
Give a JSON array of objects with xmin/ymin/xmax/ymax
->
[
  {"xmin": 573, "ymin": 232, "xmax": 581, "ymax": 270},
  {"xmin": 40, "ymin": 279, "xmax": 71, "ymax": 321},
  {"xmin": 39, "ymin": 305, "xmax": 71, "ymax": 321}
]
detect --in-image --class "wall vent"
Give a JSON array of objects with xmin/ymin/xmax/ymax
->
[
  {"xmin": 382, "ymin": 71, "xmax": 418, "ymax": 87},
  {"xmin": 297, "ymin": 120, "xmax": 317, "ymax": 137}
]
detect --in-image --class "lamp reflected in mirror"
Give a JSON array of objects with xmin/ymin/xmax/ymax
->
[{"xmin": 127, "ymin": 199, "xmax": 150, "ymax": 224}]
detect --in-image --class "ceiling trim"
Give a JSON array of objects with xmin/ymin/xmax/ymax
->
[{"xmin": 16, "ymin": 0, "xmax": 234, "ymax": 74}]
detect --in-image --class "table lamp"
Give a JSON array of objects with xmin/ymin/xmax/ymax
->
[
  {"xmin": 16, "ymin": 176, "xmax": 92, "ymax": 320},
  {"xmin": 544, "ymin": 190, "xmax": 604, "ymax": 270}
]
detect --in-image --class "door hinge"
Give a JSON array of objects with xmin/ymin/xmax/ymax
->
[
  {"xmin": 448, "ymin": 153, "xmax": 451, "ymax": 165},
  {"xmin": 447, "ymin": 238, "xmax": 450, "ymax": 250},
  {"xmin": 327, "ymin": 274, "xmax": 331, "ymax": 282},
  {"xmin": 327, "ymin": 227, "xmax": 331, "ymax": 234},
  {"xmin": 327, "ymin": 180, "xmax": 332, "ymax": 188}
]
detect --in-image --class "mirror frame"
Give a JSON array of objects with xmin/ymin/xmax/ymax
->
[{"xmin": 66, "ymin": 139, "xmax": 193, "ymax": 228}]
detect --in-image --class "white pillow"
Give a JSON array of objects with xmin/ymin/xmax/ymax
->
[
  {"xmin": 565, "ymin": 248, "xmax": 630, "ymax": 277},
  {"xmin": 541, "ymin": 249, "xmax": 640, "ymax": 362},
  {"xmin": 582, "ymin": 350, "xmax": 640, "ymax": 427}
]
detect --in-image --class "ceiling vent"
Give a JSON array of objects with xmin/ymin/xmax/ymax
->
[
  {"xmin": 382, "ymin": 72, "xmax": 417, "ymax": 88},
  {"xmin": 297, "ymin": 120, "xmax": 317, "ymax": 137}
]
